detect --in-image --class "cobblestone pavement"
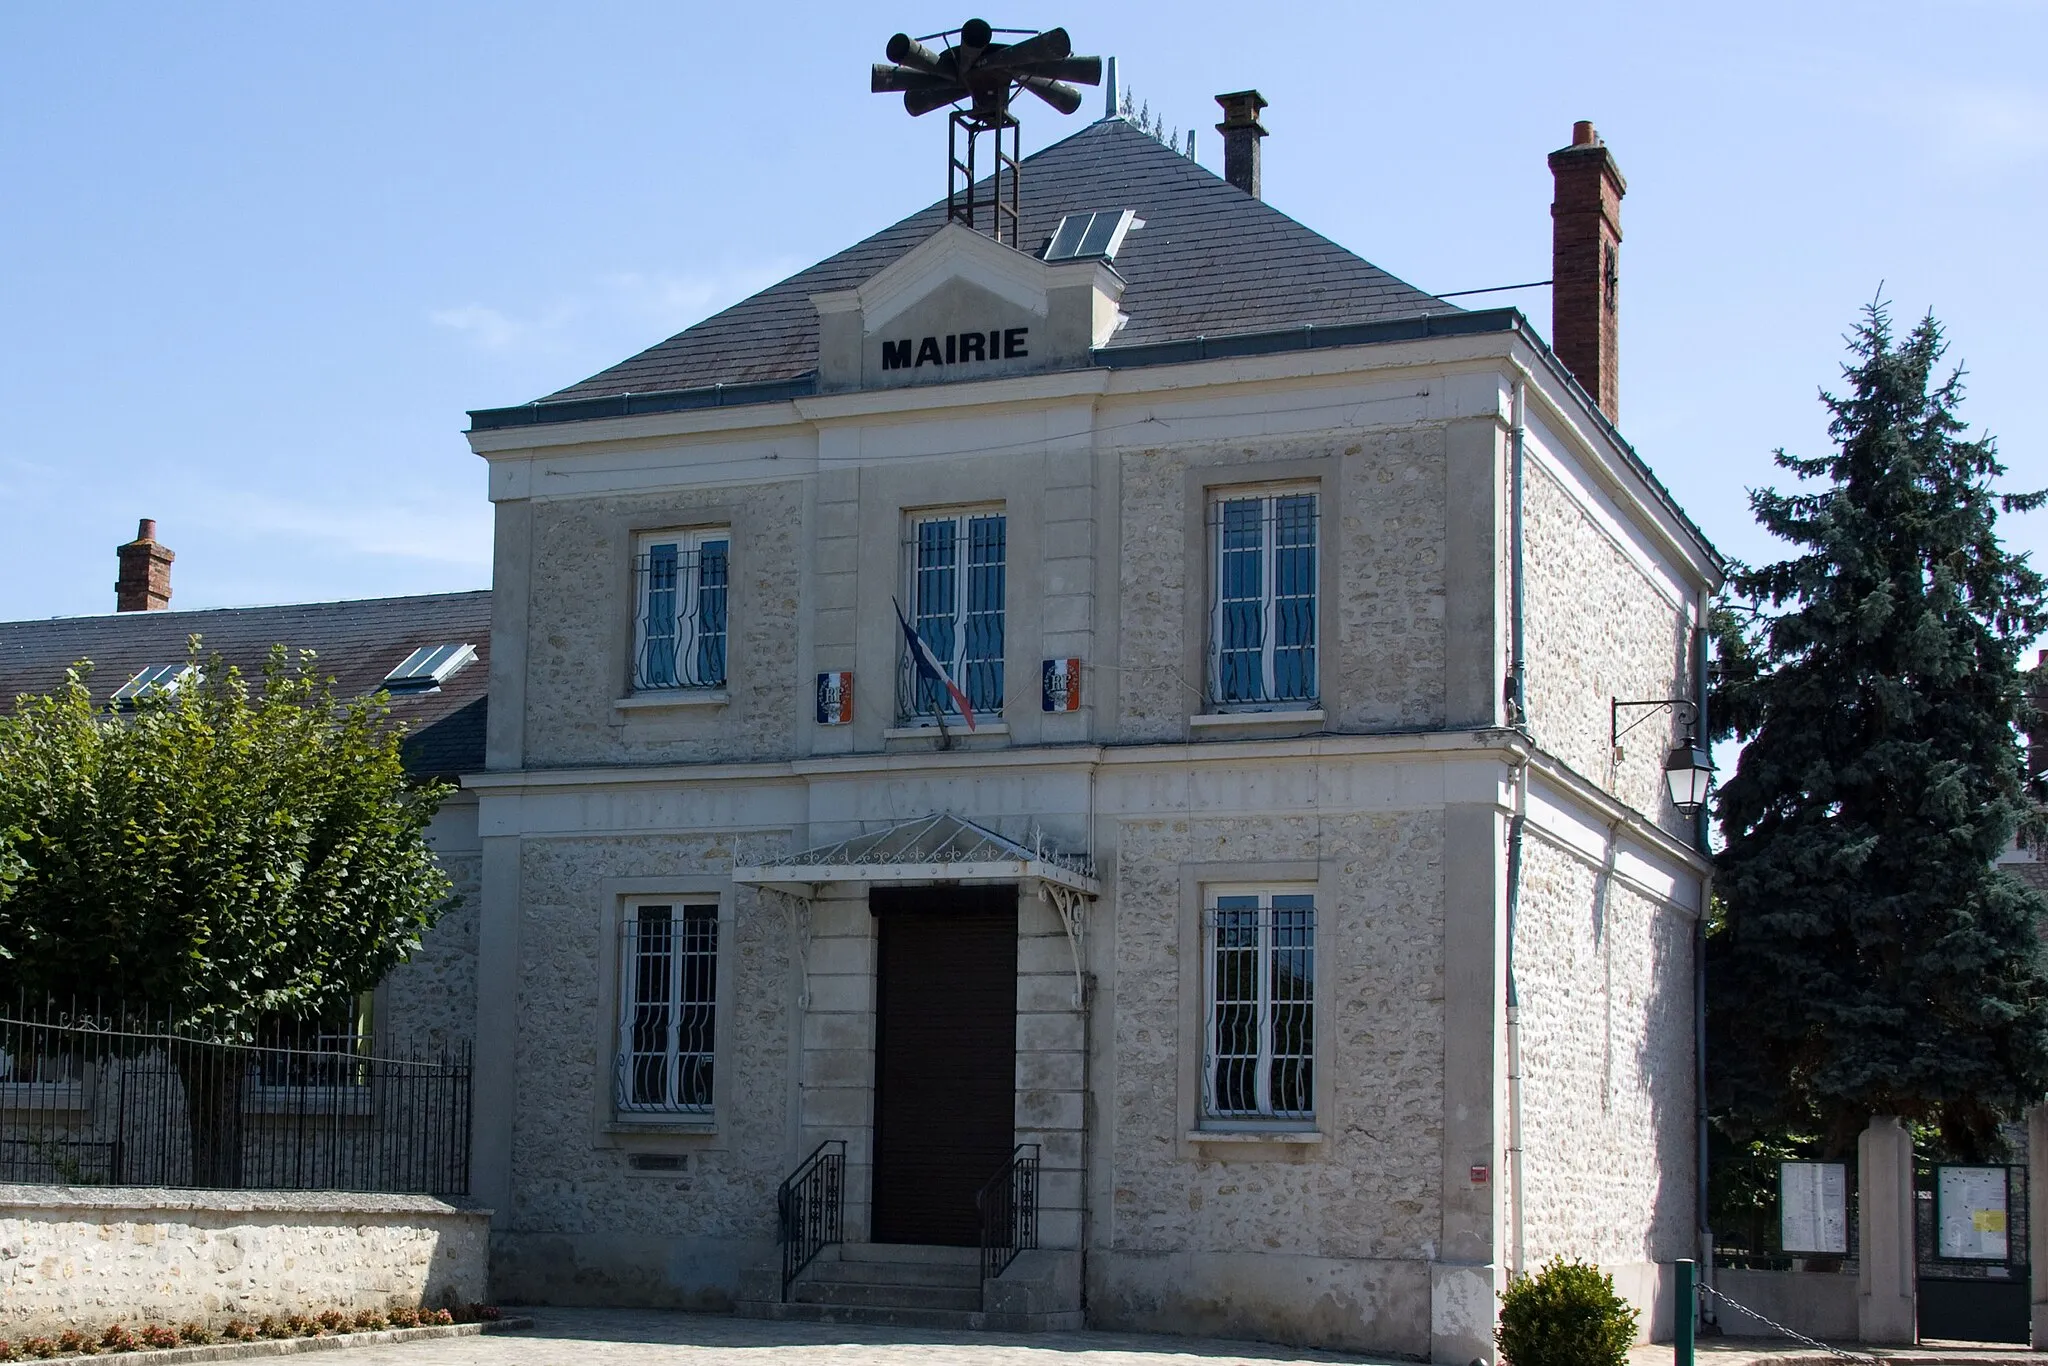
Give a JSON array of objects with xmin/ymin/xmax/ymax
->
[
  {"xmin": 326, "ymin": 1309, "xmax": 1401, "ymax": 1365},
  {"xmin": 307, "ymin": 1310, "xmax": 2043, "ymax": 1366}
]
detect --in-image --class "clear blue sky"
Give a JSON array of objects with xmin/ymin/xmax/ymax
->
[{"xmin": 3, "ymin": 1, "xmax": 2043, "ymax": 622}]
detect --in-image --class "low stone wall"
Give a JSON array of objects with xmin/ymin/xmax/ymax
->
[
  {"xmin": 0, "ymin": 1186, "xmax": 488, "ymax": 1338},
  {"xmin": 1711, "ymin": 1267, "xmax": 1859, "ymax": 1343}
]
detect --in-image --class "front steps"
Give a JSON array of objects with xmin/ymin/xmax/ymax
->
[{"xmin": 734, "ymin": 1243, "xmax": 1083, "ymax": 1331}]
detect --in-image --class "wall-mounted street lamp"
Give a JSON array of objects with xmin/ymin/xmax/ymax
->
[{"xmin": 1612, "ymin": 697, "xmax": 1716, "ymax": 813}]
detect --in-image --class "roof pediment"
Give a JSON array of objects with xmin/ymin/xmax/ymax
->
[{"xmin": 809, "ymin": 223, "xmax": 1124, "ymax": 394}]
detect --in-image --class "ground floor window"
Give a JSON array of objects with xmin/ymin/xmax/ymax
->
[
  {"xmin": 1203, "ymin": 887, "xmax": 1315, "ymax": 1122},
  {"xmin": 617, "ymin": 900, "xmax": 718, "ymax": 1115}
]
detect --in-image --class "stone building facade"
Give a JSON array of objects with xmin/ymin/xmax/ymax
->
[{"xmin": 460, "ymin": 113, "xmax": 1720, "ymax": 1360}]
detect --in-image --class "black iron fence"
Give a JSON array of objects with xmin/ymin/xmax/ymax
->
[
  {"xmin": 777, "ymin": 1139, "xmax": 845, "ymax": 1299},
  {"xmin": 0, "ymin": 1007, "xmax": 470, "ymax": 1195},
  {"xmin": 977, "ymin": 1142, "xmax": 1039, "ymax": 1281}
]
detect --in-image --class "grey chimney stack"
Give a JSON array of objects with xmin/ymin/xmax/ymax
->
[{"xmin": 1214, "ymin": 89, "xmax": 1268, "ymax": 199}]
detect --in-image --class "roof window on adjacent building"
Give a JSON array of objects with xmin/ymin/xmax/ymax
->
[
  {"xmin": 109, "ymin": 663, "xmax": 196, "ymax": 709},
  {"xmin": 1043, "ymin": 209, "xmax": 1139, "ymax": 262},
  {"xmin": 382, "ymin": 643, "xmax": 477, "ymax": 694}
]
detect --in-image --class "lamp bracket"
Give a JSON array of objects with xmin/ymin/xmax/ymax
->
[{"xmin": 1611, "ymin": 697, "xmax": 1699, "ymax": 751}]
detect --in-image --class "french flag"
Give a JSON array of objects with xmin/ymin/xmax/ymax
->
[{"xmin": 894, "ymin": 598, "xmax": 975, "ymax": 730}]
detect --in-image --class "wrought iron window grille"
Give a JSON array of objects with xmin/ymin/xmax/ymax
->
[
  {"xmin": 898, "ymin": 512, "xmax": 1006, "ymax": 722},
  {"xmin": 1202, "ymin": 893, "xmax": 1316, "ymax": 1122},
  {"xmin": 632, "ymin": 535, "xmax": 729, "ymax": 693},
  {"xmin": 1206, "ymin": 491, "xmax": 1319, "ymax": 710},
  {"xmin": 615, "ymin": 905, "xmax": 718, "ymax": 1117}
]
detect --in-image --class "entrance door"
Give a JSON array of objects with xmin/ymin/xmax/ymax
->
[{"xmin": 870, "ymin": 885, "xmax": 1018, "ymax": 1246}]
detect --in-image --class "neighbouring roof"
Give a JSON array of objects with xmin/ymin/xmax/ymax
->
[
  {"xmin": 731, "ymin": 813, "xmax": 1100, "ymax": 896},
  {"xmin": 0, "ymin": 591, "xmax": 491, "ymax": 780},
  {"xmin": 529, "ymin": 117, "xmax": 1454, "ymax": 406}
]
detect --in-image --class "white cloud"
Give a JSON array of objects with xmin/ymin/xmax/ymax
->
[
  {"xmin": 195, "ymin": 491, "xmax": 492, "ymax": 571},
  {"xmin": 428, "ymin": 260, "xmax": 798, "ymax": 359},
  {"xmin": 1931, "ymin": 85, "xmax": 2048, "ymax": 168}
]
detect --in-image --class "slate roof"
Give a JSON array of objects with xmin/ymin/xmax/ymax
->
[
  {"xmin": 0, "ymin": 592, "xmax": 491, "ymax": 780},
  {"xmin": 541, "ymin": 116, "xmax": 1454, "ymax": 403}
]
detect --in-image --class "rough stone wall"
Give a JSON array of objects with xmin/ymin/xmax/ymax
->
[
  {"xmin": 1094, "ymin": 809, "xmax": 1444, "ymax": 1355},
  {"xmin": 1113, "ymin": 428, "xmax": 1449, "ymax": 741},
  {"xmin": 521, "ymin": 481, "xmax": 803, "ymax": 768},
  {"xmin": 1513, "ymin": 837, "xmax": 1694, "ymax": 1271},
  {"xmin": 1521, "ymin": 461, "xmax": 1692, "ymax": 833},
  {"xmin": 495, "ymin": 833, "xmax": 791, "ymax": 1307},
  {"xmin": 0, "ymin": 1188, "xmax": 485, "ymax": 1336},
  {"xmin": 380, "ymin": 800, "xmax": 480, "ymax": 1053}
]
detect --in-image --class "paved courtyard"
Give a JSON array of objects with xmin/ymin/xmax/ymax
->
[{"xmin": 311, "ymin": 1309, "xmax": 2039, "ymax": 1366}]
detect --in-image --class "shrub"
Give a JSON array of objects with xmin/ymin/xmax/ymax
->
[
  {"xmin": 54, "ymin": 1329, "xmax": 95, "ymax": 1355},
  {"xmin": 426, "ymin": 1309, "xmax": 453, "ymax": 1327},
  {"xmin": 1496, "ymin": 1256, "xmax": 1640, "ymax": 1366},
  {"xmin": 98, "ymin": 1324, "xmax": 141, "ymax": 1352},
  {"xmin": 138, "ymin": 1326, "xmax": 179, "ymax": 1350},
  {"xmin": 353, "ymin": 1310, "xmax": 389, "ymax": 1332},
  {"xmin": 20, "ymin": 1340, "xmax": 57, "ymax": 1361},
  {"xmin": 178, "ymin": 1322, "xmax": 214, "ymax": 1345},
  {"xmin": 222, "ymin": 1321, "xmax": 258, "ymax": 1343},
  {"xmin": 257, "ymin": 1316, "xmax": 287, "ymax": 1339},
  {"xmin": 315, "ymin": 1310, "xmax": 350, "ymax": 1334},
  {"xmin": 284, "ymin": 1312, "xmax": 317, "ymax": 1337},
  {"xmin": 0, "ymin": 1341, "xmax": 17, "ymax": 1363},
  {"xmin": 388, "ymin": 1307, "xmax": 421, "ymax": 1329}
]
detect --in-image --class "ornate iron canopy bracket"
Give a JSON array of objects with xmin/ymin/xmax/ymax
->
[{"xmin": 1042, "ymin": 881, "xmax": 1089, "ymax": 1009}]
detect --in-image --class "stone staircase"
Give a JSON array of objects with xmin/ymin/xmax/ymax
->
[{"xmin": 734, "ymin": 1243, "xmax": 1082, "ymax": 1331}]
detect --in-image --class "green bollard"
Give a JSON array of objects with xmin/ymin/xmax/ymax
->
[{"xmin": 1674, "ymin": 1259, "xmax": 1696, "ymax": 1366}]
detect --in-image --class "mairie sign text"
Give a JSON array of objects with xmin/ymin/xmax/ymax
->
[{"xmin": 881, "ymin": 328, "xmax": 1029, "ymax": 371}]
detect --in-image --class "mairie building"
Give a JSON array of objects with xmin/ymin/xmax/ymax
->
[
  {"xmin": 0, "ymin": 99, "xmax": 1723, "ymax": 1363},
  {"xmin": 457, "ymin": 102, "xmax": 1722, "ymax": 1361}
]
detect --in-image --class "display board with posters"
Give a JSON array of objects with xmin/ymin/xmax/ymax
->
[
  {"xmin": 1780, "ymin": 1161, "xmax": 1849, "ymax": 1255},
  {"xmin": 1937, "ymin": 1165, "xmax": 2010, "ymax": 1261}
]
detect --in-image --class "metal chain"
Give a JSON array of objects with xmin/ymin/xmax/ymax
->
[{"xmin": 1700, "ymin": 1283, "xmax": 1882, "ymax": 1365}]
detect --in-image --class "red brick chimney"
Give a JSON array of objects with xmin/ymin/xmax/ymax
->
[
  {"xmin": 1548, "ymin": 120, "xmax": 1626, "ymax": 421},
  {"xmin": 115, "ymin": 518, "xmax": 174, "ymax": 612}
]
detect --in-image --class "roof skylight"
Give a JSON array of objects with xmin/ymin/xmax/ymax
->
[
  {"xmin": 109, "ymin": 664, "xmax": 195, "ymax": 709},
  {"xmin": 383, "ymin": 643, "xmax": 476, "ymax": 694},
  {"xmin": 1044, "ymin": 209, "xmax": 1139, "ymax": 262}
]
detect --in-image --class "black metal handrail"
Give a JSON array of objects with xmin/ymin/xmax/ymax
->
[
  {"xmin": 777, "ymin": 1139, "xmax": 845, "ymax": 1299},
  {"xmin": 976, "ymin": 1142, "xmax": 1040, "ymax": 1281}
]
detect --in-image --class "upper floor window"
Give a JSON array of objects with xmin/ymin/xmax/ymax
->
[
  {"xmin": 1203, "ymin": 887, "xmax": 1316, "ymax": 1124},
  {"xmin": 616, "ymin": 900, "xmax": 718, "ymax": 1116},
  {"xmin": 633, "ymin": 529, "xmax": 728, "ymax": 692},
  {"xmin": 1207, "ymin": 488, "xmax": 1317, "ymax": 709},
  {"xmin": 900, "ymin": 509, "xmax": 1005, "ymax": 721}
]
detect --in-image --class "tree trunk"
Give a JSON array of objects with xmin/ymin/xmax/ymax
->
[{"xmin": 171, "ymin": 1039, "xmax": 247, "ymax": 1188}]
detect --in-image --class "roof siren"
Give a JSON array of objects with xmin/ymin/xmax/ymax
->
[{"xmin": 871, "ymin": 19, "xmax": 1103, "ymax": 247}]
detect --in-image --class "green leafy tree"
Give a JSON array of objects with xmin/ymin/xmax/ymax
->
[
  {"xmin": 1708, "ymin": 302, "xmax": 2048, "ymax": 1158},
  {"xmin": 0, "ymin": 644, "xmax": 454, "ymax": 1181}
]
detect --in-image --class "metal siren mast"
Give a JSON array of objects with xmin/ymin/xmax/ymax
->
[{"xmin": 871, "ymin": 19, "xmax": 1102, "ymax": 247}]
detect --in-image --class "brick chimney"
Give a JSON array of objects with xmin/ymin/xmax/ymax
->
[
  {"xmin": 115, "ymin": 518, "xmax": 174, "ymax": 612},
  {"xmin": 1214, "ymin": 90, "xmax": 1268, "ymax": 199},
  {"xmin": 1548, "ymin": 120, "xmax": 1626, "ymax": 421}
]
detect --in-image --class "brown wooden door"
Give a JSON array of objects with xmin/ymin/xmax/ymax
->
[{"xmin": 870, "ymin": 885, "xmax": 1018, "ymax": 1246}]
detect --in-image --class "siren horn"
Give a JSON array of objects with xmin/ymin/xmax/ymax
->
[
  {"xmin": 885, "ymin": 33, "xmax": 948, "ymax": 75},
  {"xmin": 1018, "ymin": 76, "xmax": 1084, "ymax": 115},
  {"xmin": 979, "ymin": 25, "xmax": 1070, "ymax": 68}
]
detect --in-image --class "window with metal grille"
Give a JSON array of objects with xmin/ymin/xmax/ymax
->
[
  {"xmin": 633, "ymin": 529, "xmax": 729, "ymax": 692},
  {"xmin": 616, "ymin": 902, "xmax": 718, "ymax": 1115},
  {"xmin": 899, "ymin": 510, "xmax": 1006, "ymax": 721},
  {"xmin": 1207, "ymin": 489, "xmax": 1318, "ymax": 708},
  {"xmin": 1204, "ymin": 890, "xmax": 1315, "ymax": 1122}
]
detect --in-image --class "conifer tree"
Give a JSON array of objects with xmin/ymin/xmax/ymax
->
[{"xmin": 1708, "ymin": 302, "xmax": 2048, "ymax": 1157}]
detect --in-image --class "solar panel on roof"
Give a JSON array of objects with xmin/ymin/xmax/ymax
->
[
  {"xmin": 1043, "ymin": 209, "xmax": 1138, "ymax": 263},
  {"xmin": 109, "ymin": 663, "xmax": 194, "ymax": 709},
  {"xmin": 383, "ymin": 643, "xmax": 476, "ymax": 694}
]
